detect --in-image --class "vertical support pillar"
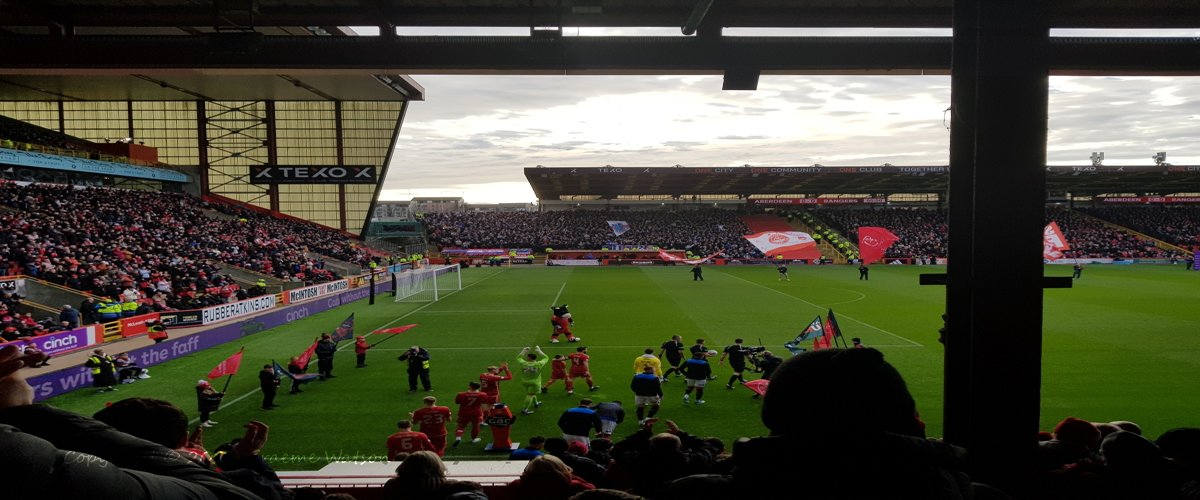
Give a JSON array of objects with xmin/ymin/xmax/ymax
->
[
  {"xmin": 265, "ymin": 100, "xmax": 280, "ymax": 213},
  {"xmin": 196, "ymin": 100, "xmax": 210, "ymax": 195},
  {"xmin": 126, "ymin": 99, "xmax": 135, "ymax": 140},
  {"xmin": 335, "ymin": 101, "xmax": 348, "ymax": 232},
  {"xmin": 945, "ymin": 0, "xmax": 1049, "ymax": 492},
  {"xmin": 57, "ymin": 100, "xmax": 66, "ymax": 134}
]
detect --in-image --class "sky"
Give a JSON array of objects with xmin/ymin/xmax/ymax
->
[{"xmin": 373, "ymin": 28, "xmax": 1200, "ymax": 204}]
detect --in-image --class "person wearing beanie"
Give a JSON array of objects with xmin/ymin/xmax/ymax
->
[
  {"xmin": 662, "ymin": 348, "xmax": 978, "ymax": 498},
  {"xmin": 1038, "ymin": 416, "xmax": 1102, "ymax": 471},
  {"xmin": 195, "ymin": 380, "xmax": 224, "ymax": 427}
]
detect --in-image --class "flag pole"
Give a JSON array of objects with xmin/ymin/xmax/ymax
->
[
  {"xmin": 369, "ymin": 333, "xmax": 403, "ymax": 348},
  {"xmin": 220, "ymin": 346, "xmax": 244, "ymax": 393}
]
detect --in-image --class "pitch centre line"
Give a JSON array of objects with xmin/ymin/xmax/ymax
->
[
  {"xmin": 721, "ymin": 272, "xmax": 925, "ymax": 347},
  {"xmin": 550, "ymin": 282, "xmax": 566, "ymax": 306}
]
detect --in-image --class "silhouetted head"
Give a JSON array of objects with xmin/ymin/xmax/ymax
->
[{"xmin": 762, "ymin": 348, "xmax": 920, "ymax": 437}]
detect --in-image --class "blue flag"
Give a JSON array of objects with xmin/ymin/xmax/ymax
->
[
  {"xmin": 273, "ymin": 360, "xmax": 319, "ymax": 383},
  {"xmin": 330, "ymin": 313, "xmax": 355, "ymax": 343},
  {"xmin": 607, "ymin": 220, "xmax": 631, "ymax": 237},
  {"xmin": 795, "ymin": 316, "xmax": 825, "ymax": 342}
]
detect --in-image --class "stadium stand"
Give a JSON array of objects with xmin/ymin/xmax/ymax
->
[
  {"xmin": 423, "ymin": 209, "xmax": 764, "ymax": 259},
  {"xmin": 1045, "ymin": 206, "xmax": 1167, "ymax": 259},
  {"xmin": 809, "ymin": 207, "xmax": 949, "ymax": 260},
  {"xmin": 0, "ymin": 182, "xmax": 375, "ymax": 310},
  {"xmin": 1081, "ymin": 206, "xmax": 1200, "ymax": 251}
]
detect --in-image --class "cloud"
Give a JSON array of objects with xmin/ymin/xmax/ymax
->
[{"xmin": 382, "ymin": 73, "xmax": 1200, "ymax": 203}]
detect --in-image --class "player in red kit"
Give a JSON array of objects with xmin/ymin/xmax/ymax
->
[
  {"xmin": 566, "ymin": 346, "xmax": 599, "ymax": 395},
  {"xmin": 454, "ymin": 382, "xmax": 487, "ymax": 447},
  {"xmin": 479, "ymin": 362, "xmax": 512, "ymax": 404},
  {"xmin": 410, "ymin": 395, "xmax": 452, "ymax": 456},
  {"xmin": 385, "ymin": 420, "xmax": 435, "ymax": 460},
  {"xmin": 541, "ymin": 354, "xmax": 569, "ymax": 394},
  {"xmin": 484, "ymin": 402, "xmax": 516, "ymax": 451}
]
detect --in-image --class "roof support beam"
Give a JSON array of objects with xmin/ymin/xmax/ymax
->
[{"xmin": 0, "ymin": 36, "xmax": 1198, "ymax": 75}]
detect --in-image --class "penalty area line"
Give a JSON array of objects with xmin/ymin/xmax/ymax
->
[{"xmin": 722, "ymin": 272, "xmax": 925, "ymax": 347}]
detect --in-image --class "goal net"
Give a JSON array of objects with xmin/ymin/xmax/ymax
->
[{"xmin": 393, "ymin": 264, "xmax": 462, "ymax": 303}]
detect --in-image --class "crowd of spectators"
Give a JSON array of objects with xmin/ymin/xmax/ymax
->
[
  {"xmin": 4, "ymin": 331, "xmax": 1200, "ymax": 499},
  {"xmin": 813, "ymin": 207, "xmax": 949, "ymax": 260},
  {"xmin": 1046, "ymin": 206, "xmax": 1168, "ymax": 259},
  {"xmin": 0, "ymin": 114, "xmax": 101, "ymax": 154},
  {"xmin": 423, "ymin": 209, "xmax": 764, "ymax": 259},
  {"xmin": 0, "ymin": 182, "xmax": 374, "ymax": 310},
  {"xmin": 1081, "ymin": 206, "xmax": 1200, "ymax": 251},
  {"xmin": 812, "ymin": 206, "xmax": 1186, "ymax": 260}
]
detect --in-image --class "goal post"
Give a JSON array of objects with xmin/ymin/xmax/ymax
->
[{"xmin": 393, "ymin": 264, "xmax": 462, "ymax": 303}]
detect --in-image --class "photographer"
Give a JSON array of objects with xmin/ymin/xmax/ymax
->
[
  {"xmin": 398, "ymin": 345, "xmax": 432, "ymax": 392},
  {"xmin": 718, "ymin": 338, "xmax": 753, "ymax": 390}
]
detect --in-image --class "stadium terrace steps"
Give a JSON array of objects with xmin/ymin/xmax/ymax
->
[
  {"xmin": 1075, "ymin": 210, "xmax": 1192, "ymax": 255},
  {"xmin": 789, "ymin": 218, "xmax": 850, "ymax": 264}
]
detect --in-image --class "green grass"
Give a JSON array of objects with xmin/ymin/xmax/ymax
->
[{"xmin": 44, "ymin": 264, "xmax": 1200, "ymax": 470}]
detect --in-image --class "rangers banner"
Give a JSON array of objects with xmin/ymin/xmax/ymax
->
[
  {"xmin": 744, "ymin": 231, "xmax": 821, "ymax": 260},
  {"xmin": 1043, "ymin": 222, "xmax": 1070, "ymax": 261}
]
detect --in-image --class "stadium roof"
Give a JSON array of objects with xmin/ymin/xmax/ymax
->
[
  {"xmin": 2, "ymin": 1, "xmax": 1197, "ymax": 29},
  {"xmin": 524, "ymin": 165, "xmax": 1200, "ymax": 199},
  {"xmin": 1, "ymin": 2, "xmax": 1198, "ymax": 76},
  {"xmin": 0, "ymin": 73, "xmax": 423, "ymax": 102}
]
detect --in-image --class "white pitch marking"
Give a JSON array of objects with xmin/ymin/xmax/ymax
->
[{"xmin": 722, "ymin": 272, "xmax": 925, "ymax": 347}]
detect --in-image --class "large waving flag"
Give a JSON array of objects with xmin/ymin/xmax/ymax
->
[
  {"xmin": 607, "ymin": 220, "xmax": 631, "ymax": 237},
  {"xmin": 857, "ymin": 226, "xmax": 900, "ymax": 265},
  {"xmin": 825, "ymin": 308, "xmax": 843, "ymax": 339},
  {"xmin": 330, "ymin": 313, "xmax": 355, "ymax": 343},
  {"xmin": 1043, "ymin": 222, "xmax": 1070, "ymax": 261},
  {"xmin": 295, "ymin": 341, "xmax": 318, "ymax": 370},
  {"xmin": 273, "ymin": 360, "xmax": 320, "ymax": 383},
  {"xmin": 207, "ymin": 348, "xmax": 244, "ymax": 379},
  {"xmin": 657, "ymin": 249, "xmax": 724, "ymax": 264},
  {"xmin": 744, "ymin": 231, "xmax": 820, "ymax": 259},
  {"xmin": 795, "ymin": 316, "xmax": 825, "ymax": 342}
]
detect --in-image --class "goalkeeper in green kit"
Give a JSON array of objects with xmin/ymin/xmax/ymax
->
[{"xmin": 517, "ymin": 346, "xmax": 549, "ymax": 415}]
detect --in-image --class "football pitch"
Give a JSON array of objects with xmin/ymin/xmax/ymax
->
[{"xmin": 45, "ymin": 264, "xmax": 1200, "ymax": 470}]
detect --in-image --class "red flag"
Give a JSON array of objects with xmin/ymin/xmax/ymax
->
[
  {"xmin": 207, "ymin": 348, "xmax": 244, "ymax": 379},
  {"xmin": 374, "ymin": 324, "xmax": 419, "ymax": 335},
  {"xmin": 743, "ymin": 379, "xmax": 769, "ymax": 397},
  {"xmin": 857, "ymin": 226, "xmax": 900, "ymax": 265},
  {"xmin": 295, "ymin": 341, "xmax": 318, "ymax": 370},
  {"xmin": 1043, "ymin": 222, "xmax": 1070, "ymax": 261}
]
